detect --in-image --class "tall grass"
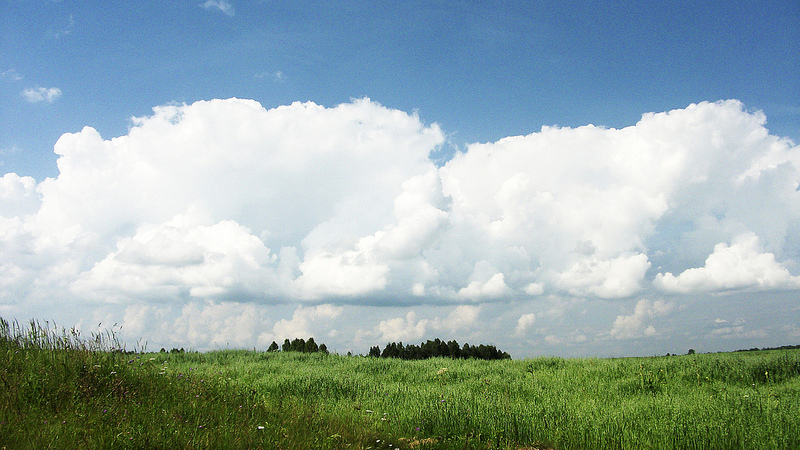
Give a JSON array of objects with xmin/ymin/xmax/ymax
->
[
  {"xmin": 2, "ymin": 316, "xmax": 799, "ymax": 449},
  {"xmin": 0, "ymin": 318, "xmax": 393, "ymax": 449},
  {"xmin": 161, "ymin": 348, "xmax": 800, "ymax": 449}
]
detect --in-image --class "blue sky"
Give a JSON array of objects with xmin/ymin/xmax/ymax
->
[
  {"xmin": 1, "ymin": 0, "xmax": 799, "ymax": 358},
  {"xmin": 3, "ymin": 0, "xmax": 798, "ymax": 178}
]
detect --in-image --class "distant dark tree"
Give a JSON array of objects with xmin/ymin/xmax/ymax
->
[
  {"xmin": 376, "ymin": 339, "xmax": 509, "ymax": 361},
  {"xmin": 277, "ymin": 337, "xmax": 330, "ymax": 353},
  {"xmin": 447, "ymin": 340, "xmax": 461, "ymax": 359},
  {"xmin": 687, "ymin": 349, "xmax": 696, "ymax": 355},
  {"xmin": 305, "ymin": 337, "xmax": 318, "ymax": 353},
  {"xmin": 406, "ymin": 343, "xmax": 421, "ymax": 360},
  {"xmin": 267, "ymin": 341, "xmax": 279, "ymax": 352},
  {"xmin": 420, "ymin": 339, "xmax": 435, "ymax": 359},
  {"xmin": 382, "ymin": 342, "xmax": 402, "ymax": 358},
  {"xmin": 290, "ymin": 338, "xmax": 306, "ymax": 352},
  {"xmin": 369, "ymin": 345, "xmax": 381, "ymax": 357}
]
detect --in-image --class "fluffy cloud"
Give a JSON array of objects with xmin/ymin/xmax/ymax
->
[
  {"xmin": 375, "ymin": 311, "xmax": 429, "ymax": 342},
  {"xmin": 8, "ymin": 98, "xmax": 444, "ymax": 304},
  {"xmin": 1, "ymin": 173, "xmax": 40, "ymax": 217},
  {"xmin": 21, "ymin": 87, "xmax": 62, "ymax": 103},
  {"xmin": 458, "ymin": 261, "xmax": 509, "ymax": 300},
  {"xmin": 71, "ymin": 213, "xmax": 280, "ymax": 302},
  {"xmin": 433, "ymin": 100, "xmax": 799, "ymax": 301},
  {"xmin": 263, "ymin": 304, "xmax": 342, "ymax": 343},
  {"xmin": 170, "ymin": 302, "xmax": 269, "ymax": 348},
  {"xmin": 105, "ymin": 302, "xmax": 341, "ymax": 351},
  {"xmin": 609, "ymin": 299, "xmax": 674, "ymax": 339},
  {"xmin": 372, "ymin": 305, "xmax": 481, "ymax": 342},
  {"xmin": 558, "ymin": 253, "xmax": 651, "ymax": 298},
  {"xmin": 2, "ymin": 97, "xmax": 800, "ymax": 352},
  {"xmin": 654, "ymin": 233, "xmax": 800, "ymax": 293},
  {"xmin": 514, "ymin": 313, "xmax": 536, "ymax": 336}
]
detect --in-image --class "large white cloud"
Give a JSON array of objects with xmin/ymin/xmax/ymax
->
[
  {"xmin": 430, "ymin": 100, "xmax": 799, "ymax": 301},
  {"xmin": 8, "ymin": 98, "xmax": 445, "ymax": 304},
  {"xmin": 654, "ymin": 233, "xmax": 800, "ymax": 293},
  {"xmin": 71, "ymin": 213, "xmax": 280, "ymax": 302},
  {"xmin": 1, "ymin": 98, "xmax": 799, "ymax": 353}
]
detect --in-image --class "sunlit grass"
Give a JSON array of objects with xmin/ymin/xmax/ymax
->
[
  {"xmin": 0, "ymin": 318, "xmax": 386, "ymax": 449},
  {"xmin": 2, "ymin": 317, "xmax": 799, "ymax": 449}
]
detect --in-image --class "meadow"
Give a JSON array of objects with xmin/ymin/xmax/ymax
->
[{"xmin": 1, "ymin": 318, "xmax": 799, "ymax": 449}]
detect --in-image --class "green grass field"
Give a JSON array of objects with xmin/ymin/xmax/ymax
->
[{"xmin": 2, "ymin": 318, "xmax": 799, "ymax": 449}]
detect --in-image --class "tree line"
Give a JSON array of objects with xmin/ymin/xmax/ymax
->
[
  {"xmin": 735, "ymin": 344, "xmax": 800, "ymax": 352},
  {"xmin": 267, "ymin": 337, "xmax": 329, "ymax": 354},
  {"xmin": 266, "ymin": 337, "xmax": 511, "ymax": 360},
  {"xmin": 369, "ymin": 338, "xmax": 511, "ymax": 360}
]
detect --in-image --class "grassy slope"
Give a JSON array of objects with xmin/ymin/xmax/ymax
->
[{"xmin": 2, "ymin": 319, "xmax": 799, "ymax": 449}]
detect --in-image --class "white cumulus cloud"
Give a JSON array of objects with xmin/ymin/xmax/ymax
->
[
  {"xmin": 609, "ymin": 299, "xmax": 674, "ymax": 339},
  {"xmin": 171, "ymin": 302, "xmax": 270, "ymax": 348},
  {"xmin": 654, "ymin": 233, "xmax": 800, "ymax": 293},
  {"xmin": 514, "ymin": 313, "xmax": 536, "ymax": 336},
  {"xmin": 376, "ymin": 311, "xmax": 430, "ymax": 342},
  {"xmin": 558, "ymin": 253, "xmax": 651, "ymax": 298},
  {"xmin": 71, "ymin": 213, "xmax": 279, "ymax": 303},
  {"xmin": 373, "ymin": 305, "xmax": 481, "ymax": 342},
  {"xmin": 21, "ymin": 87, "xmax": 61, "ymax": 103},
  {"xmin": 1, "ymin": 98, "xmax": 800, "ymax": 352},
  {"xmin": 263, "ymin": 304, "xmax": 342, "ymax": 343}
]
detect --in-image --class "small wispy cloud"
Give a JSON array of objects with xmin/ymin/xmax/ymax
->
[
  {"xmin": 200, "ymin": 0, "xmax": 235, "ymax": 16},
  {"xmin": 46, "ymin": 14, "xmax": 75, "ymax": 39},
  {"xmin": 2, "ymin": 68, "xmax": 23, "ymax": 81},
  {"xmin": 0, "ymin": 145, "xmax": 23, "ymax": 156},
  {"xmin": 254, "ymin": 70, "xmax": 285, "ymax": 82},
  {"xmin": 21, "ymin": 87, "xmax": 62, "ymax": 103}
]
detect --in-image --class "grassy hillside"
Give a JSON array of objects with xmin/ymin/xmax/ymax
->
[{"xmin": 2, "ymin": 318, "xmax": 799, "ymax": 449}]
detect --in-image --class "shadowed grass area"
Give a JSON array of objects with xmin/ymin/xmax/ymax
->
[{"xmin": 2, "ymin": 317, "xmax": 799, "ymax": 449}]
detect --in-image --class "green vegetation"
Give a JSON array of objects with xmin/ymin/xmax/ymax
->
[
  {"xmin": 370, "ymin": 339, "xmax": 510, "ymax": 360},
  {"xmin": 2, "ymin": 318, "xmax": 799, "ymax": 449},
  {"xmin": 278, "ymin": 337, "xmax": 328, "ymax": 354}
]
